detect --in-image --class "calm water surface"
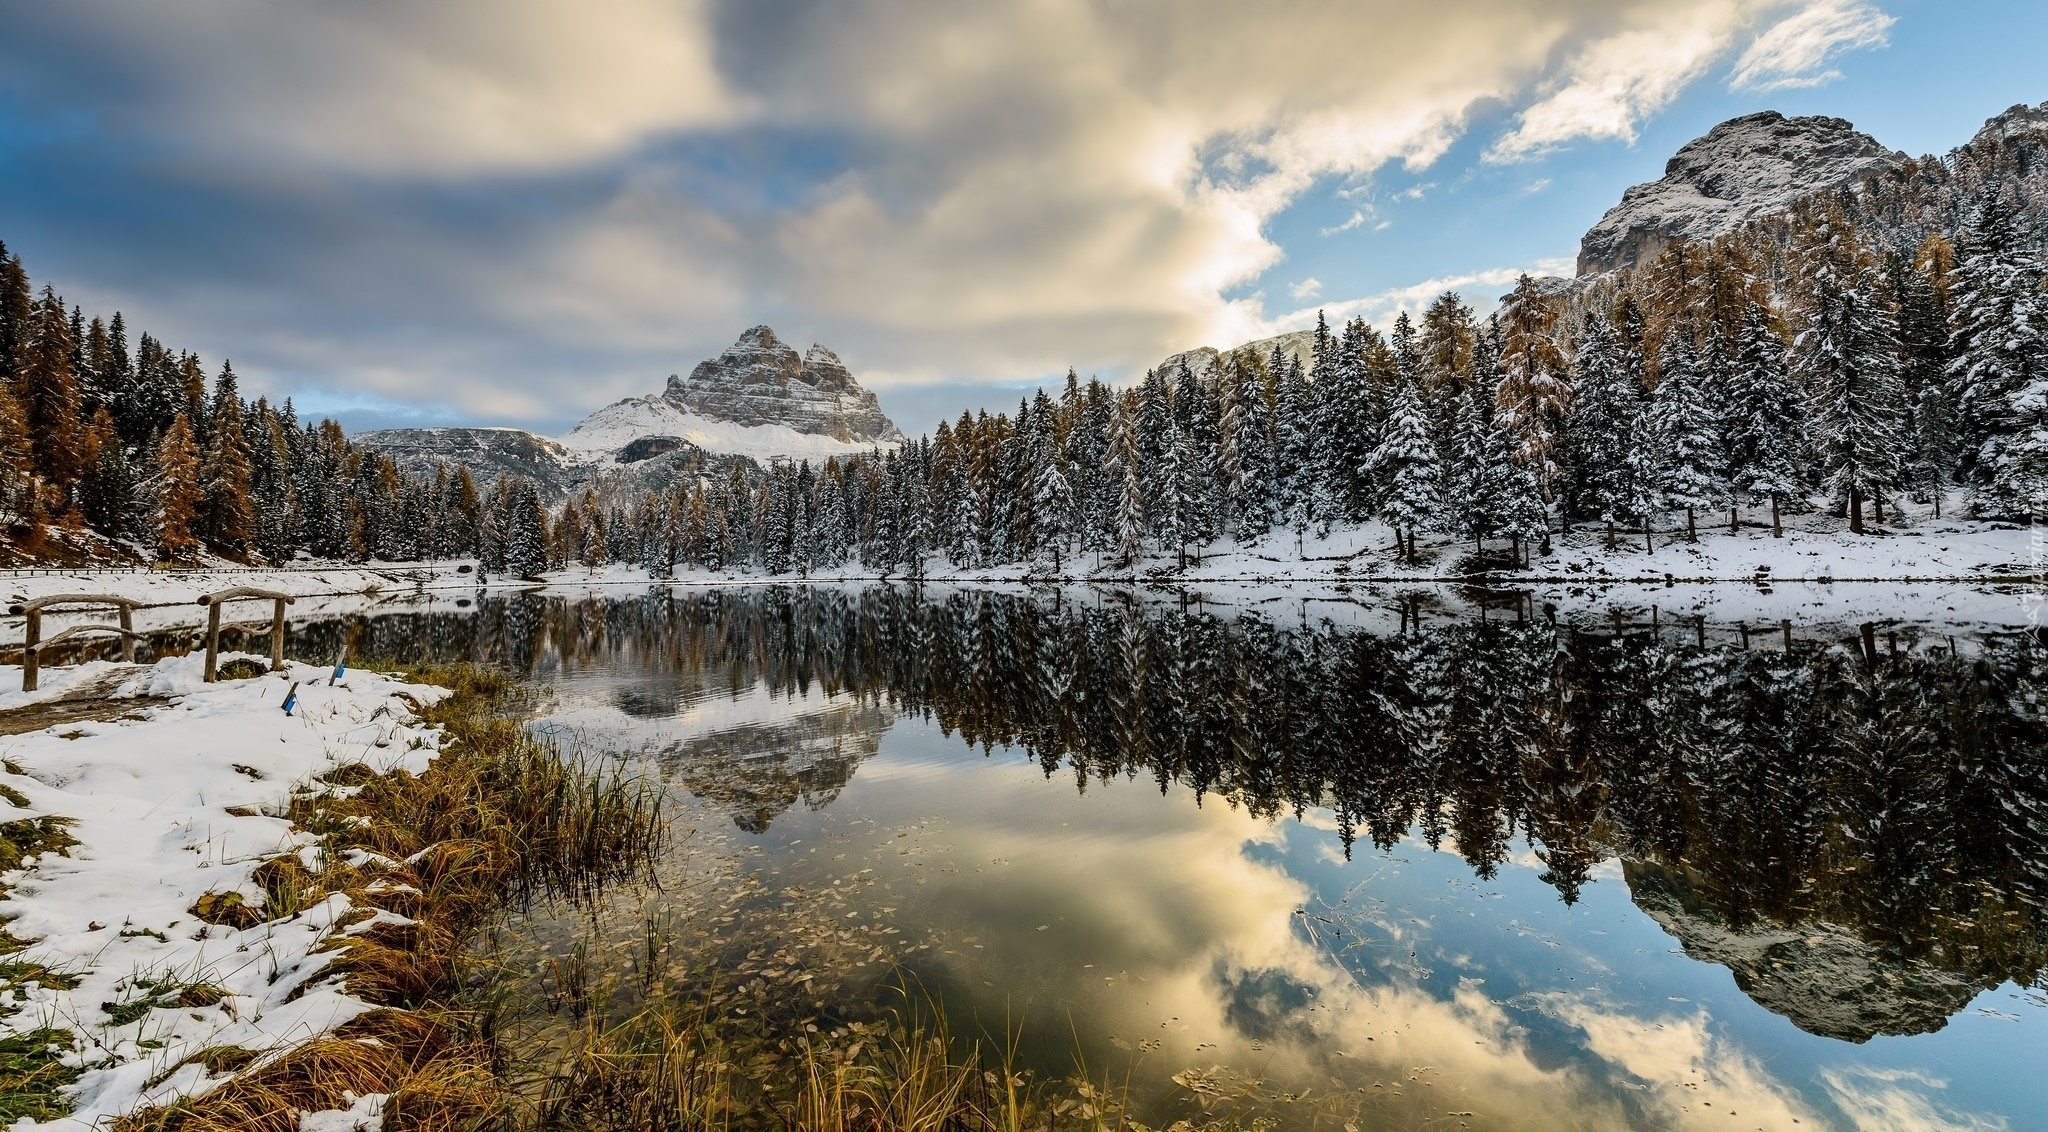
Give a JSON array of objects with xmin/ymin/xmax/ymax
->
[{"xmin": 297, "ymin": 586, "xmax": 2048, "ymax": 1130}]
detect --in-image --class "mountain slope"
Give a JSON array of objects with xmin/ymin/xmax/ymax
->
[{"xmin": 362, "ymin": 325, "xmax": 902, "ymax": 500}]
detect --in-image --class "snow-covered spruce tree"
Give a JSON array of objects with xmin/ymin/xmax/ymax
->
[
  {"xmin": 1792, "ymin": 209, "xmax": 1907, "ymax": 533},
  {"xmin": 1273, "ymin": 349, "xmax": 1317, "ymax": 551},
  {"xmin": 1153, "ymin": 416, "xmax": 1200, "ymax": 568},
  {"xmin": 1103, "ymin": 396, "xmax": 1146, "ymax": 569},
  {"xmin": 1495, "ymin": 274, "xmax": 1572, "ymax": 500},
  {"xmin": 1651, "ymin": 330, "xmax": 1727, "ymax": 541},
  {"xmin": 1947, "ymin": 196, "xmax": 2048, "ymax": 518},
  {"xmin": 1722, "ymin": 302, "xmax": 1803, "ymax": 535},
  {"xmin": 1370, "ymin": 378, "xmax": 1441, "ymax": 564},
  {"xmin": 1556, "ymin": 312, "xmax": 1645, "ymax": 544},
  {"xmin": 505, "ymin": 478, "xmax": 549, "ymax": 579},
  {"xmin": 1219, "ymin": 350, "xmax": 1274, "ymax": 539},
  {"xmin": 1893, "ymin": 235, "xmax": 1960, "ymax": 511}
]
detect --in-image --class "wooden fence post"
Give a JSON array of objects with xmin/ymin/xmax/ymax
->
[
  {"xmin": 119, "ymin": 605, "xmax": 135, "ymax": 664},
  {"xmin": 204, "ymin": 600, "xmax": 222, "ymax": 683},
  {"xmin": 270, "ymin": 597, "xmax": 287, "ymax": 671},
  {"xmin": 23, "ymin": 609, "xmax": 40, "ymax": 692}
]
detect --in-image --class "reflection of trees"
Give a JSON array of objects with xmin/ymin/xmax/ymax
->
[{"xmin": 278, "ymin": 586, "xmax": 2048, "ymax": 1040}]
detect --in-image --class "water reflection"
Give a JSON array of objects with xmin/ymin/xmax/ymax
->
[{"xmin": 290, "ymin": 586, "xmax": 2048, "ymax": 1047}]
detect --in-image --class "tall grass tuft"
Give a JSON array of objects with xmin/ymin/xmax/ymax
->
[{"xmin": 118, "ymin": 662, "xmax": 665, "ymax": 1131}]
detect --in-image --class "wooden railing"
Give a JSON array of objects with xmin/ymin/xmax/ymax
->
[
  {"xmin": 196, "ymin": 588, "xmax": 297, "ymax": 682},
  {"xmin": 9, "ymin": 594, "xmax": 145, "ymax": 692}
]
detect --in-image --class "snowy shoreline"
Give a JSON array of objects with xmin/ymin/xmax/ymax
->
[{"xmin": 0, "ymin": 654, "xmax": 450, "ymax": 1130}]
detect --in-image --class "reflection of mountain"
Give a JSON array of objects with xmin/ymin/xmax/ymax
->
[
  {"xmin": 655, "ymin": 700, "xmax": 892, "ymax": 833},
  {"xmin": 315, "ymin": 586, "xmax": 2048, "ymax": 1041},
  {"xmin": 1624, "ymin": 860, "xmax": 1983, "ymax": 1042}
]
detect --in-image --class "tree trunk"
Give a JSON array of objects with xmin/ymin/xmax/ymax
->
[
  {"xmin": 1873, "ymin": 493, "xmax": 1884, "ymax": 524},
  {"xmin": 1730, "ymin": 505, "xmax": 1739, "ymax": 534},
  {"xmin": 1686, "ymin": 506, "xmax": 1696, "ymax": 542},
  {"xmin": 1511, "ymin": 532, "xmax": 1523, "ymax": 570},
  {"xmin": 1933, "ymin": 487, "xmax": 1942, "ymax": 519},
  {"xmin": 1605, "ymin": 519, "xmax": 1616, "ymax": 550},
  {"xmin": 1644, "ymin": 520, "xmax": 1654, "ymax": 555},
  {"xmin": 1849, "ymin": 486, "xmax": 1865, "ymax": 534},
  {"xmin": 1771, "ymin": 495, "xmax": 1782, "ymax": 538}
]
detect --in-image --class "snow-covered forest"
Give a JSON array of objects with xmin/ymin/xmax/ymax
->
[{"xmin": 0, "ymin": 173, "xmax": 2042, "ymax": 578}]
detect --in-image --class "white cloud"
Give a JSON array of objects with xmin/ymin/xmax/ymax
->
[
  {"xmin": 1488, "ymin": 1, "xmax": 1772, "ymax": 163},
  {"xmin": 9, "ymin": 0, "xmax": 1862, "ymax": 423},
  {"xmin": 1729, "ymin": 0, "xmax": 1895, "ymax": 92},
  {"xmin": 1820, "ymin": 1067, "xmax": 2009, "ymax": 1132},
  {"xmin": 1289, "ymin": 277, "xmax": 1323, "ymax": 301},
  {"xmin": 1396, "ymin": 182, "xmax": 1438, "ymax": 201},
  {"xmin": 1320, "ymin": 212, "xmax": 1369, "ymax": 236},
  {"xmin": 1257, "ymin": 259, "xmax": 1575, "ymax": 339}
]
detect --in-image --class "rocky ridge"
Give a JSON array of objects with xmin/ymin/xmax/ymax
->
[
  {"xmin": 361, "ymin": 325, "xmax": 902, "ymax": 501},
  {"xmin": 1577, "ymin": 111, "xmax": 1906, "ymax": 275}
]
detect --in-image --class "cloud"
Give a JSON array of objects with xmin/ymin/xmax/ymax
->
[
  {"xmin": 1488, "ymin": 1, "xmax": 1770, "ymax": 162},
  {"xmin": 0, "ymin": 0, "xmax": 1838, "ymax": 428},
  {"xmin": 1319, "ymin": 212, "xmax": 1369, "ymax": 236},
  {"xmin": 1289, "ymin": 277, "xmax": 1323, "ymax": 301},
  {"xmin": 1820, "ymin": 1067, "xmax": 2009, "ymax": 1132},
  {"xmin": 1257, "ymin": 258, "xmax": 1575, "ymax": 339},
  {"xmin": 1729, "ymin": 0, "xmax": 1895, "ymax": 92}
]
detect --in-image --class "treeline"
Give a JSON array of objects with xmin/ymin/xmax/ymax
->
[
  {"xmin": 0, "ymin": 238, "xmax": 489, "ymax": 564},
  {"xmin": 6, "ymin": 167, "xmax": 2043, "ymax": 575},
  {"xmin": 529, "ymin": 193, "xmax": 2047, "ymax": 579}
]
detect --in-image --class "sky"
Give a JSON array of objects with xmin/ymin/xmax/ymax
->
[{"xmin": 0, "ymin": 0, "xmax": 2042, "ymax": 441}]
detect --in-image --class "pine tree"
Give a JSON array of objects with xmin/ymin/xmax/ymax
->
[
  {"xmin": 1651, "ymin": 331, "xmax": 1727, "ymax": 540},
  {"xmin": 1027, "ymin": 409, "xmax": 1075, "ymax": 572},
  {"xmin": 1557, "ymin": 313, "xmax": 1646, "ymax": 538},
  {"xmin": 506, "ymin": 479, "xmax": 551, "ymax": 579},
  {"xmin": 151, "ymin": 412, "xmax": 203, "ymax": 561},
  {"xmin": 1371, "ymin": 379, "xmax": 1441, "ymax": 563},
  {"xmin": 79, "ymin": 407, "xmax": 141, "ymax": 540},
  {"xmin": 1722, "ymin": 303, "xmax": 1803, "ymax": 533},
  {"xmin": 1104, "ymin": 398, "xmax": 1145, "ymax": 569},
  {"xmin": 1793, "ymin": 211, "xmax": 1907, "ymax": 532},
  {"xmin": 21, "ymin": 286, "xmax": 86, "ymax": 501},
  {"xmin": 1947, "ymin": 197, "xmax": 2048, "ymax": 518},
  {"xmin": 1494, "ymin": 274, "xmax": 1572, "ymax": 497},
  {"xmin": 199, "ymin": 364, "xmax": 256, "ymax": 554},
  {"xmin": 1274, "ymin": 350, "xmax": 1317, "ymax": 549}
]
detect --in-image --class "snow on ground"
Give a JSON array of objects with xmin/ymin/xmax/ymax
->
[
  {"xmin": 555, "ymin": 395, "xmax": 885, "ymax": 465},
  {"xmin": 0, "ymin": 653, "xmax": 447, "ymax": 1130}
]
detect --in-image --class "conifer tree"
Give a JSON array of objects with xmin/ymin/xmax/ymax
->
[
  {"xmin": 21, "ymin": 286, "xmax": 86, "ymax": 500},
  {"xmin": 1557, "ymin": 313, "xmax": 1645, "ymax": 541},
  {"xmin": 1651, "ymin": 331, "xmax": 1727, "ymax": 540},
  {"xmin": 79, "ymin": 407, "xmax": 140, "ymax": 540},
  {"xmin": 1947, "ymin": 197, "xmax": 2048, "ymax": 518},
  {"xmin": 1104, "ymin": 399, "xmax": 1145, "ymax": 569},
  {"xmin": 199, "ymin": 365, "xmax": 256, "ymax": 554},
  {"xmin": 151, "ymin": 412, "xmax": 203, "ymax": 561},
  {"xmin": 1793, "ymin": 211, "xmax": 1907, "ymax": 532},
  {"xmin": 505, "ymin": 479, "xmax": 550, "ymax": 579},
  {"xmin": 1371, "ymin": 379, "xmax": 1440, "ymax": 563},
  {"xmin": 1723, "ymin": 303, "xmax": 1803, "ymax": 533},
  {"xmin": 1494, "ymin": 274, "xmax": 1572, "ymax": 497}
]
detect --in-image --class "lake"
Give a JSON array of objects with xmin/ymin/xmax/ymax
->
[{"xmin": 272, "ymin": 584, "xmax": 2048, "ymax": 1128}]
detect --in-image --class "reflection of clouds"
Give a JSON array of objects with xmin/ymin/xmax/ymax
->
[
  {"xmin": 889, "ymin": 767, "xmax": 1648, "ymax": 1127},
  {"xmin": 1820, "ymin": 1067, "xmax": 2008, "ymax": 1132},
  {"xmin": 1550, "ymin": 998, "xmax": 1821, "ymax": 1128}
]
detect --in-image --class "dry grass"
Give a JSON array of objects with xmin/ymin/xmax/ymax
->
[{"xmin": 116, "ymin": 661, "xmax": 666, "ymax": 1132}]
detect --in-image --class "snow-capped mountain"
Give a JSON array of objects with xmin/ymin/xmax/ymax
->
[
  {"xmin": 361, "ymin": 325, "xmax": 903, "ymax": 500},
  {"xmin": 1576, "ymin": 111, "xmax": 1907, "ymax": 275}
]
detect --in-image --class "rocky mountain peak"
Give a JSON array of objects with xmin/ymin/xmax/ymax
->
[
  {"xmin": 662, "ymin": 325, "xmax": 902, "ymax": 444},
  {"xmin": 1576, "ymin": 110, "xmax": 1907, "ymax": 274}
]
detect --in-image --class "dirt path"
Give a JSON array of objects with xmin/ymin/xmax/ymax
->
[{"xmin": 0, "ymin": 669, "xmax": 166, "ymax": 736}]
